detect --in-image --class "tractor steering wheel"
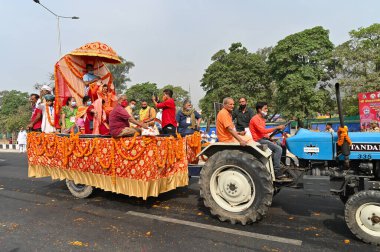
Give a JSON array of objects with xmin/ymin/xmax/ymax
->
[{"xmin": 268, "ymin": 121, "xmax": 292, "ymax": 139}]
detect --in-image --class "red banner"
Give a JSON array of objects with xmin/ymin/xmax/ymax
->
[{"xmin": 358, "ymin": 91, "xmax": 380, "ymax": 131}]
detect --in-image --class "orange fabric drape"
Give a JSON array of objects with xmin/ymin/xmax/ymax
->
[{"xmin": 92, "ymin": 98, "xmax": 106, "ymax": 135}]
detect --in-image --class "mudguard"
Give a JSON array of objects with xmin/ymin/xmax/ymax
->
[{"xmin": 197, "ymin": 142, "xmax": 275, "ymax": 180}]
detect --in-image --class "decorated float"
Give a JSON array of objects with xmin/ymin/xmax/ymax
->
[{"xmin": 27, "ymin": 42, "xmax": 201, "ymax": 199}]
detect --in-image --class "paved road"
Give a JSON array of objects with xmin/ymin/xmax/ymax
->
[{"xmin": 0, "ymin": 152, "xmax": 378, "ymax": 252}]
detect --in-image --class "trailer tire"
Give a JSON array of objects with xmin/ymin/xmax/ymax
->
[
  {"xmin": 199, "ymin": 150, "xmax": 273, "ymax": 225},
  {"xmin": 66, "ymin": 179, "xmax": 93, "ymax": 198},
  {"xmin": 345, "ymin": 190, "xmax": 380, "ymax": 246}
]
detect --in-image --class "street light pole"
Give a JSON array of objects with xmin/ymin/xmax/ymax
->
[
  {"xmin": 33, "ymin": 0, "xmax": 79, "ymax": 58},
  {"xmin": 57, "ymin": 17, "xmax": 61, "ymax": 57}
]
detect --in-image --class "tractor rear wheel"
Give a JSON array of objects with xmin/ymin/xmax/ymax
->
[
  {"xmin": 344, "ymin": 190, "xmax": 380, "ymax": 245},
  {"xmin": 199, "ymin": 150, "xmax": 273, "ymax": 225}
]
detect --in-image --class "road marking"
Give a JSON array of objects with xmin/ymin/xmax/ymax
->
[
  {"xmin": 127, "ymin": 211, "xmax": 302, "ymax": 246},
  {"xmin": 0, "ymin": 159, "xmax": 5, "ymax": 162}
]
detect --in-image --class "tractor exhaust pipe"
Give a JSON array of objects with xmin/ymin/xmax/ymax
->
[
  {"xmin": 335, "ymin": 83, "xmax": 345, "ymax": 128},
  {"xmin": 335, "ymin": 83, "xmax": 350, "ymax": 168}
]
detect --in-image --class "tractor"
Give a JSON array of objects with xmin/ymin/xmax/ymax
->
[{"xmin": 196, "ymin": 84, "xmax": 380, "ymax": 245}]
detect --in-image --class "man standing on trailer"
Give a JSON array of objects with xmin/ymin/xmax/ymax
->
[
  {"xmin": 27, "ymin": 94, "xmax": 42, "ymax": 132},
  {"xmin": 152, "ymin": 89, "xmax": 177, "ymax": 135}
]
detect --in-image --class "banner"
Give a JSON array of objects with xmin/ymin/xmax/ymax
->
[{"xmin": 358, "ymin": 91, "xmax": 380, "ymax": 131}]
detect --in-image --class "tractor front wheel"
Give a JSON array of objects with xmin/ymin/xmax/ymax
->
[{"xmin": 345, "ymin": 190, "xmax": 380, "ymax": 245}]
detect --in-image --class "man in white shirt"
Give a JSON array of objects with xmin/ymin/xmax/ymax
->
[
  {"xmin": 325, "ymin": 123, "xmax": 334, "ymax": 133},
  {"xmin": 36, "ymin": 85, "xmax": 52, "ymax": 107},
  {"xmin": 17, "ymin": 127, "xmax": 27, "ymax": 153},
  {"xmin": 38, "ymin": 94, "xmax": 56, "ymax": 133}
]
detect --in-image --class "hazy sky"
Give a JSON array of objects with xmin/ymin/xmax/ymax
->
[{"xmin": 1, "ymin": 1, "xmax": 379, "ymax": 107}]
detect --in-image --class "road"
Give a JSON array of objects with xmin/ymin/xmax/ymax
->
[{"xmin": 0, "ymin": 152, "xmax": 378, "ymax": 252}]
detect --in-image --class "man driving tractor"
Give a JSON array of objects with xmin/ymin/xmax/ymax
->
[{"xmin": 249, "ymin": 102, "xmax": 291, "ymax": 181}]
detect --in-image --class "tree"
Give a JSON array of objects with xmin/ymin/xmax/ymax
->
[
  {"xmin": 268, "ymin": 26, "xmax": 335, "ymax": 119},
  {"xmin": 124, "ymin": 82, "xmax": 159, "ymax": 106},
  {"xmin": 107, "ymin": 56, "xmax": 135, "ymax": 93},
  {"xmin": 333, "ymin": 23, "xmax": 380, "ymax": 115},
  {"xmin": 256, "ymin": 47, "xmax": 273, "ymax": 62},
  {"xmin": 200, "ymin": 42, "xmax": 271, "ymax": 120},
  {"xmin": 125, "ymin": 82, "xmax": 190, "ymax": 110},
  {"xmin": 0, "ymin": 90, "xmax": 30, "ymax": 135}
]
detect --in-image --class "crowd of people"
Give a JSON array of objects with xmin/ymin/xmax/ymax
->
[
  {"xmin": 215, "ymin": 97, "xmax": 290, "ymax": 181},
  {"xmin": 25, "ymin": 67, "xmax": 202, "ymax": 140},
  {"xmin": 18, "ymin": 63, "xmax": 375, "ymax": 176},
  {"xmin": 361, "ymin": 121, "xmax": 380, "ymax": 132}
]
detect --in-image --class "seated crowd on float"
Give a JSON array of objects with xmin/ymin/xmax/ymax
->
[
  {"xmin": 26, "ymin": 41, "xmax": 202, "ymax": 138},
  {"xmin": 27, "ymin": 80, "xmax": 201, "ymax": 138}
]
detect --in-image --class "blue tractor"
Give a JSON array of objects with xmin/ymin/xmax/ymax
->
[{"xmin": 196, "ymin": 84, "xmax": 380, "ymax": 245}]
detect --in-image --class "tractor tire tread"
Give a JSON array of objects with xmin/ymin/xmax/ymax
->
[
  {"xmin": 199, "ymin": 149, "xmax": 273, "ymax": 225},
  {"xmin": 344, "ymin": 190, "xmax": 380, "ymax": 246}
]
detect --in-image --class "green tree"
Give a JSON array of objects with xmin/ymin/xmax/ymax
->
[
  {"xmin": 200, "ymin": 42, "xmax": 271, "ymax": 120},
  {"xmin": 107, "ymin": 56, "xmax": 135, "ymax": 93},
  {"xmin": 333, "ymin": 23, "xmax": 380, "ymax": 115},
  {"xmin": 268, "ymin": 26, "xmax": 335, "ymax": 119},
  {"xmin": 125, "ymin": 82, "xmax": 159, "ymax": 108},
  {"xmin": 0, "ymin": 90, "xmax": 30, "ymax": 134},
  {"xmin": 256, "ymin": 46, "xmax": 273, "ymax": 62}
]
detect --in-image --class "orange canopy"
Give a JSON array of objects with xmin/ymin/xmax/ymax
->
[
  {"xmin": 54, "ymin": 42, "xmax": 120, "ymax": 127},
  {"xmin": 69, "ymin": 42, "xmax": 121, "ymax": 64}
]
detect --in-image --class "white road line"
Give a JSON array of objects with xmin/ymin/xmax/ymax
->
[
  {"xmin": 0, "ymin": 159, "xmax": 5, "ymax": 162},
  {"xmin": 127, "ymin": 211, "xmax": 302, "ymax": 246}
]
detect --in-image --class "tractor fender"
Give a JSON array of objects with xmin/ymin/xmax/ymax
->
[
  {"xmin": 285, "ymin": 152, "xmax": 299, "ymax": 167},
  {"xmin": 197, "ymin": 142, "xmax": 275, "ymax": 180}
]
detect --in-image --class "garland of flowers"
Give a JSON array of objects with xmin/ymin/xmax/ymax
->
[
  {"xmin": 119, "ymin": 133, "xmax": 138, "ymax": 150},
  {"xmin": 62, "ymin": 136, "xmax": 75, "ymax": 166},
  {"xmin": 54, "ymin": 66, "xmax": 61, "ymax": 123},
  {"xmin": 28, "ymin": 133, "xmax": 187, "ymax": 170},
  {"xmin": 57, "ymin": 66, "xmax": 84, "ymax": 99},
  {"xmin": 112, "ymin": 136, "xmax": 155, "ymax": 161},
  {"xmin": 174, "ymin": 134, "xmax": 184, "ymax": 159},
  {"xmin": 96, "ymin": 138, "xmax": 115, "ymax": 169},
  {"xmin": 45, "ymin": 105, "xmax": 55, "ymax": 127},
  {"xmin": 64, "ymin": 56, "xmax": 84, "ymax": 79},
  {"xmin": 155, "ymin": 142, "xmax": 168, "ymax": 168},
  {"xmin": 337, "ymin": 126, "xmax": 352, "ymax": 146},
  {"xmin": 35, "ymin": 134, "xmax": 46, "ymax": 156},
  {"xmin": 187, "ymin": 132, "xmax": 202, "ymax": 155},
  {"xmin": 45, "ymin": 135, "xmax": 58, "ymax": 157}
]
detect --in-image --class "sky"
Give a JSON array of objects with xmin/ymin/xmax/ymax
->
[{"xmin": 1, "ymin": 0, "xmax": 380, "ymax": 107}]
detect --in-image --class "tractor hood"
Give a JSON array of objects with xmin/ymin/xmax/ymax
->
[
  {"xmin": 286, "ymin": 128, "xmax": 334, "ymax": 160},
  {"xmin": 287, "ymin": 129, "xmax": 380, "ymax": 160},
  {"xmin": 343, "ymin": 132, "xmax": 380, "ymax": 160}
]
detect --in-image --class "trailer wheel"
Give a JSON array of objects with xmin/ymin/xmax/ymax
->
[
  {"xmin": 66, "ymin": 179, "xmax": 93, "ymax": 198},
  {"xmin": 345, "ymin": 190, "xmax": 380, "ymax": 245},
  {"xmin": 199, "ymin": 150, "xmax": 273, "ymax": 225}
]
